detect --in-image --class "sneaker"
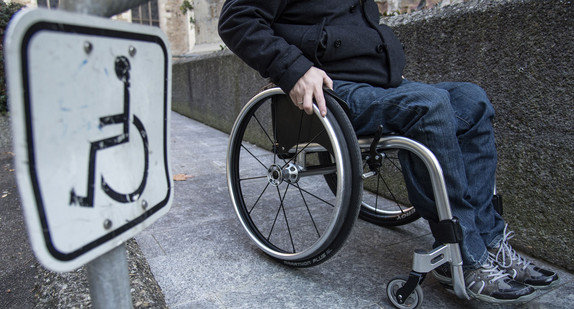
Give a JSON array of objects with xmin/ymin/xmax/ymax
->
[
  {"xmin": 432, "ymin": 259, "xmax": 536, "ymax": 303},
  {"xmin": 464, "ymin": 258, "xmax": 536, "ymax": 303},
  {"xmin": 489, "ymin": 224, "xmax": 560, "ymax": 289}
]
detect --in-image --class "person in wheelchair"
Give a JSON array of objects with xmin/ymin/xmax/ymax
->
[{"xmin": 218, "ymin": 0, "xmax": 559, "ymax": 303}]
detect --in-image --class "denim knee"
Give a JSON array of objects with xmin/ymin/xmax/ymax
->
[
  {"xmin": 440, "ymin": 82, "xmax": 495, "ymax": 128},
  {"xmin": 400, "ymin": 88, "xmax": 456, "ymax": 141}
]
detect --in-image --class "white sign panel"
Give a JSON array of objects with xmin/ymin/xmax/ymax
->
[{"xmin": 5, "ymin": 9, "xmax": 173, "ymax": 272}]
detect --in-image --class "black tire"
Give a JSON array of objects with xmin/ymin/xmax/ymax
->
[{"xmin": 227, "ymin": 88, "xmax": 362, "ymax": 267}]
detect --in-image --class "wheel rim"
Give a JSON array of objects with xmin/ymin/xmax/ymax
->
[{"xmin": 227, "ymin": 89, "xmax": 351, "ymax": 262}]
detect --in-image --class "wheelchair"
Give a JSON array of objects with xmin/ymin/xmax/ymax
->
[{"xmin": 226, "ymin": 87, "xmax": 470, "ymax": 308}]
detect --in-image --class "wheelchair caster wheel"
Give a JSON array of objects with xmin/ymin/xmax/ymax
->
[{"xmin": 387, "ymin": 276, "xmax": 423, "ymax": 309}]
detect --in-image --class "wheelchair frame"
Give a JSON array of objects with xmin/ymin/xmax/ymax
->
[{"xmin": 226, "ymin": 87, "xmax": 470, "ymax": 308}]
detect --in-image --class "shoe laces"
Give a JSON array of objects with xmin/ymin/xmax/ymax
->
[
  {"xmin": 491, "ymin": 224, "xmax": 531, "ymax": 271},
  {"xmin": 467, "ymin": 258, "xmax": 510, "ymax": 293},
  {"xmin": 480, "ymin": 257, "xmax": 510, "ymax": 284}
]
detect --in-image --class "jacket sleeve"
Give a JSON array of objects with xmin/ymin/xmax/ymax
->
[{"xmin": 218, "ymin": 0, "xmax": 313, "ymax": 93}]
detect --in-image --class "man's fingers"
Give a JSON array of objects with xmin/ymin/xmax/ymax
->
[
  {"xmin": 317, "ymin": 72, "xmax": 332, "ymax": 116},
  {"xmin": 289, "ymin": 93, "xmax": 304, "ymax": 110},
  {"xmin": 324, "ymin": 74, "xmax": 334, "ymax": 90},
  {"xmin": 313, "ymin": 87, "xmax": 327, "ymax": 117},
  {"xmin": 289, "ymin": 67, "xmax": 331, "ymax": 116},
  {"xmin": 295, "ymin": 87, "xmax": 327, "ymax": 116},
  {"xmin": 318, "ymin": 97, "xmax": 327, "ymax": 117},
  {"xmin": 302, "ymin": 92, "xmax": 314, "ymax": 115}
]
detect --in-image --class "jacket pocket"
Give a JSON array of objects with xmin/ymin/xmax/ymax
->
[
  {"xmin": 321, "ymin": 25, "xmax": 383, "ymax": 62},
  {"xmin": 272, "ymin": 18, "xmax": 327, "ymax": 66}
]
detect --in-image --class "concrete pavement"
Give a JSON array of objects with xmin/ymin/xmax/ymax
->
[{"xmin": 134, "ymin": 111, "xmax": 574, "ymax": 308}]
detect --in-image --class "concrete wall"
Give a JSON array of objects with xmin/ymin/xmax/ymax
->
[
  {"xmin": 172, "ymin": 53, "xmax": 267, "ymax": 133},
  {"xmin": 172, "ymin": 0, "xmax": 574, "ymax": 270}
]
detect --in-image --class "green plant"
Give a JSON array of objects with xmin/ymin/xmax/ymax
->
[
  {"xmin": 1, "ymin": 1, "xmax": 25, "ymax": 115},
  {"xmin": 179, "ymin": 0, "xmax": 195, "ymax": 25}
]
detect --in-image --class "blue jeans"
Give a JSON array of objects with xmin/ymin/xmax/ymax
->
[{"xmin": 333, "ymin": 79, "xmax": 506, "ymax": 269}]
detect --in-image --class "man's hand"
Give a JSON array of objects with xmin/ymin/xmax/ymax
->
[{"xmin": 289, "ymin": 67, "xmax": 333, "ymax": 117}]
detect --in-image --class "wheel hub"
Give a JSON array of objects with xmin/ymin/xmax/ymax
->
[
  {"xmin": 267, "ymin": 163, "xmax": 300, "ymax": 186},
  {"xmin": 267, "ymin": 164, "xmax": 283, "ymax": 186}
]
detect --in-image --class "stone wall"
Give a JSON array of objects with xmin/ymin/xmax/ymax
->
[
  {"xmin": 172, "ymin": 53, "xmax": 267, "ymax": 133},
  {"xmin": 171, "ymin": 0, "xmax": 574, "ymax": 270},
  {"xmin": 386, "ymin": 0, "xmax": 574, "ymax": 270},
  {"xmin": 160, "ymin": 0, "xmax": 192, "ymax": 56}
]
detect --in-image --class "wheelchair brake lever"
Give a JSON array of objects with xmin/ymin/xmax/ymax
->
[
  {"xmin": 370, "ymin": 125, "xmax": 384, "ymax": 158},
  {"xmin": 365, "ymin": 125, "xmax": 384, "ymax": 173}
]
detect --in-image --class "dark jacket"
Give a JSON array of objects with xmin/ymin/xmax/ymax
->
[{"xmin": 218, "ymin": 0, "xmax": 406, "ymax": 94}]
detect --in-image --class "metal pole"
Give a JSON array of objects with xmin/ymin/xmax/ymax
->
[
  {"xmin": 59, "ymin": 0, "xmax": 152, "ymax": 17},
  {"xmin": 87, "ymin": 244, "xmax": 134, "ymax": 309},
  {"xmin": 55, "ymin": 2, "xmax": 152, "ymax": 308}
]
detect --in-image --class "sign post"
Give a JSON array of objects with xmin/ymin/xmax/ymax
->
[{"xmin": 5, "ymin": 3, "xmax": 172, "ymax": 308}]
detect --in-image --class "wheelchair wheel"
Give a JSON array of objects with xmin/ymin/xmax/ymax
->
[
  {"xmin": 387, "ymin": 276, "xmax": 423, "ymax": 309},
  {"xmin": 357, "ymin": 147, "xmax": 420, "ymax": 226},
  {"xmin": 227, "ymin": 88, "xmax": 362, "ymax": 267},
  {"xmin": 320, "ymin": 141, "xmax": 420, "ymax": 227}
]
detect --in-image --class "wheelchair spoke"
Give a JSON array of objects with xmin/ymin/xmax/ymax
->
[
  {"xmin": 240, "ymin": 143, "xmax": 270, "ymax": 170},
  {"xmin": 375, "ymin": 168, "xmax": 380, "ymax": 210},
  {"xmin": 295, "ymin": 185, "xmax": 321, "ymax": 238},
  {"xmin": 293, "ymin": 111, "xmax": 305, "ymax": 156},
  {"xmin": 376, "ymin": 166, "xmax": 406, "ymax": 213},
  {"xmin": 268, "ymin": 184, "xmax": 297, "ymax": 253},
  {"xmin": 292, "ymin": 183, "xmax": 336, "ymax": 208},
  {"xmin": 272, "ymin": 101, "xmax": 278, "ymax": 165},
  {"xmin": 279, "ymin": 187, "xmax": 297, "ymax": 253},
  {"xmin": 247, "ymin": 181, "xmax": 271, "ymax": 214},
  {"xmin": 386, "ymin": 153, "xmax": 402, "ymax": 170},
  {"xmin": 283, "ymin": 128, "xmax": 327, "ymax": 168},
  {"xmin": 252, "ymin": 113, "xmax": 275, "ymax": 150},
  {"xmin": 239, "ymin": 175, "xmax": 267, "ymax": 182}
]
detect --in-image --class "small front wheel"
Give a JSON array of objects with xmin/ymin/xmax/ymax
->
[{"xmin": 386, "ymin": 276, "xmax": 424, "ymax": 309}]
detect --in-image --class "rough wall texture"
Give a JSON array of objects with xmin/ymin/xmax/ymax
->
[
  {"xmin": 172, "ymin": 0, "xmax": 574, "ymax": 270},
  {"xmin": 172, "ymin": 52, "xmax": 268, "ymax": 134},
  {"xmin": 385, "ymin": 0, "xmax": 574, "ymax": 271},
  {"xmin": 160, "ymin": 0, "xmax": 191, "ymax": 56}
]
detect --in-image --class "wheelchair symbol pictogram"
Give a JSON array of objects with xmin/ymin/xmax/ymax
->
[{"xmin": 70, "ymin": 56, "xmax": 149, "ymax": 207}]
